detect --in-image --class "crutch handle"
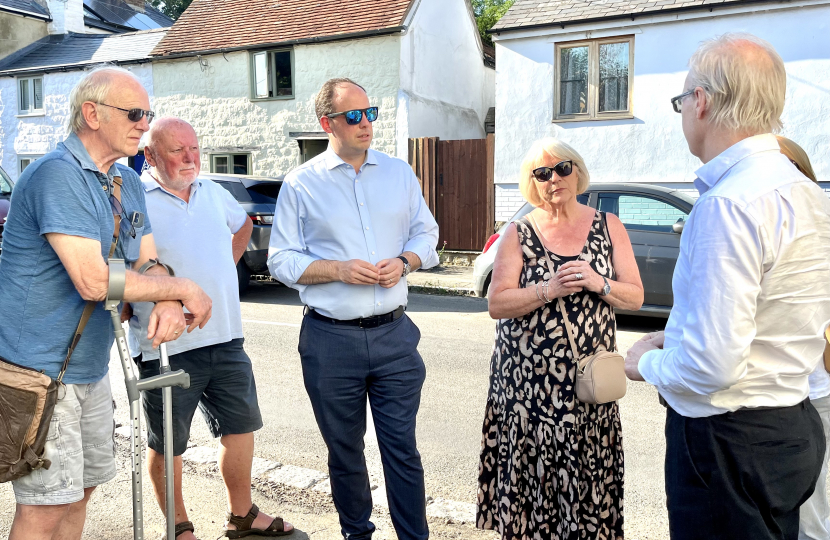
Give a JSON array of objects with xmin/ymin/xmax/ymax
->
[{"xmin": 136, "ymin": 370, "xmax": 190, "ymax": 391}]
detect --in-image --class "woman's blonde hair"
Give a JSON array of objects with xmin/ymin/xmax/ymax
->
[
  {"xmin": 519, "ymin": 138, "xmax": 590, "ymax": 208},
  {"xmin": 776, "ymin": 136, "xmax": 817, "ymax": 183},
  {"xmin": 687, "ymin": 33, "xmax": 786, "ymax": 135}
]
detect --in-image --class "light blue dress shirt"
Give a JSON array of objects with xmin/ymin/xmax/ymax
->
[{"xmin": 268, "ymin": 147, "xmax": 439, "ymax": 320}]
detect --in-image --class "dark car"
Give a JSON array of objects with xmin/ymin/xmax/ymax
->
[
  {"xmin": 472, "ymin": 183, "xmax": 696, "ymax": 317},
  {"xmin": 0, "ymin": 166, "xmax": 14, "ymax": 255},
  {"xmin": 201, "ymin": 173, "xmax": 283, "ymax": 294}
]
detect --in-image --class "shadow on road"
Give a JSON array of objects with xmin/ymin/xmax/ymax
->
[
  {"xmin": 241, "ymin": 281, "xmax": 304, "ymax": 306},
  {"xmin": 617, "ymin": 314, "xmax": 667, "ymax": 333}
]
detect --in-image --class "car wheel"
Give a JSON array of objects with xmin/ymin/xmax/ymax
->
[
  {"xmin": 482, "ymin": 273, "xmax": 492, "ymax": 298},
  {"xmin": 236, "ymin": 260, "xmax": 251, "ymax": 296}
]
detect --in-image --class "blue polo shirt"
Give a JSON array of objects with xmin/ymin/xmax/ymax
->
[{"xmin": 0, "ymin": 133, "xmax": 150, "ymax": 384}]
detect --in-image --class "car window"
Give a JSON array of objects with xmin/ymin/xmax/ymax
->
[
  {"xmin": 598, "ymin": 193, "xmax": 688, "ymax": 233},
  {"xmin": 214, "ymin": 180, "xmax": 252, "ymax": 202},
  {"xmin": 0, "ymin": 168, "xmax": 12, "ymax": 195},
  {"xmin": 246, "ymin": 182, "xmax": 281, "ymax": 204}
]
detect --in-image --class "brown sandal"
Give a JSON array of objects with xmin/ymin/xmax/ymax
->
[
  {"xmin": 224, "ymin": 503, "xmax": 293, "ymax": 538},
  {"xmin": 162, "ymin": 521, "xmax": 194, "ymax": 539}
]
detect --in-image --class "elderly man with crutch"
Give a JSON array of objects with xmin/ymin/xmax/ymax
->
[{"xmin": 0, "ymin": 66, "xmax": 211, "ymax": 540}]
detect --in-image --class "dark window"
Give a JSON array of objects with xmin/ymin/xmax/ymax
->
[
  {"xmin": 215, "ymin": 181, "xmax": 252, "ymax": 202},
  {"xmin": 251, "ymin": 49, "xmax": 294, "ymax": 99}
]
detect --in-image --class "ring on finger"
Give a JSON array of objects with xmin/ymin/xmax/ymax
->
[{"xmin": 575, "ymin": 273, "xmax": 583, "ymax": 280}]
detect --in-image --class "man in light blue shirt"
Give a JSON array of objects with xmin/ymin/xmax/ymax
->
[{"xmin": 269, "ymin": 78, "xmax": 438, "ymax": 540}]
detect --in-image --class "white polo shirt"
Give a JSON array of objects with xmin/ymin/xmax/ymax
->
[{"xmin": 129, "ymin": 171, "xmax": 249, "ymax": 360}]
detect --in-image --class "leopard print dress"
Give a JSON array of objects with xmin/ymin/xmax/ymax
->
[{"xmin": 477, "ymin": 212, "xmax": 624, "ymax": 540}]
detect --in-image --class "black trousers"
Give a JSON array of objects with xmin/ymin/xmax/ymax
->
[
  {"xmin": 665, "ymin": 400, "xmax": 825, "ymax": 540},
  {"xmin": 299, "ymin": 313, "xmax": 428, "ymax": 540}
]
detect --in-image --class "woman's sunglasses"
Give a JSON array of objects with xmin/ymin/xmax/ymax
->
[
  {"xmin": 97, "ymin": 102, "xmax": 155, "ymax": 123},
  {"xmin": 533, "ymin": 160, "xmax": 573, "ymax": 182},
  {"xmin": 326, "ymin": 107, "xmax": 379, "ymax": 125}
]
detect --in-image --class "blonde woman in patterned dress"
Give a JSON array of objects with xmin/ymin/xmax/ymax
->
[{"xmin": 477, "ymin": 138, "xmax": 644, "ymax": 540}]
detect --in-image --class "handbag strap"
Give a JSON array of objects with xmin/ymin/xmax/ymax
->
[
  {"xmin": 526, "ymin": 214, "xmax": 581, "ymax": 363},
  {"xmin": 57, "ymin": 176, "xmax": 123, "ymax": 383}
]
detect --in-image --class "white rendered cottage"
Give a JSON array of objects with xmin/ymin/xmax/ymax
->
[{"xmin": 490, "ymin": 0, "xmax": 830, "ymax": 221}]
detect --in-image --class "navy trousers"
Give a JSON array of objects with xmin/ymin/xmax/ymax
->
[
  {"xmin": 299, "ymin": 312, "xmax": 429, "ymax": 540},
  {"xmin": 665, "ymin": 400, "xmax": 825, "ymax": 540}
]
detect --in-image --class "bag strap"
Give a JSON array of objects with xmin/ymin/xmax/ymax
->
[
  {"xmin": 57, "ymin": 176, "xmax": 123, "ymax": 383},
  {"xmin": 526, "ymin": 213, "xmax": 582, "ymax": 363}
]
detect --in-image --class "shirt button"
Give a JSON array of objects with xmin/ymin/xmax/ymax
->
[
  {"xmin": 372, "ymin": 251, "xmax": 375, "ymax": 255},
  {"xmin": 365, "ymin": 227, "xmax": 369, "ymax": 230},
  {"xmin": 360, "ymin": 203, "xmax": 364, "ymax": 206},
  {"xmin": 377, "ymin": 302, "xmax": 381, "ymax": 306}
]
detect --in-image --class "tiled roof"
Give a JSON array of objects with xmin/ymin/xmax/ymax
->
[
  {"xmin": 493, "ymin": 0, "xmax": 765, "ymax": 31},
  {"xmin": 0, "ymin": 29, "xmax": 167, "ymax": 76},
  {"xmin": 152, "ymin": 0, "xmax": 414, "ymax": 57},
  {"xmin": 0, "ymin": 0, "xmax": 49, "ymax": 18}
]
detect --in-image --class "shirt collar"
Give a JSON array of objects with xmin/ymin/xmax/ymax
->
[
  {"xmin": 323, "ymin": 147, "xmax": 379, "ymax": 172},
  {"xmin": 63, "ymin": 132, "xmax": 122, "ymax": 179},
  {"xmin": 693, "ymin": 133, "xmax": 780, "ymax": 195}
]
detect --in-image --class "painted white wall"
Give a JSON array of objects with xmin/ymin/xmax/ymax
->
[
  {"xmin": 0, "ymin": 64, "xmax": 154, "ymax": 180},
  {"xmin": 397, "ymin": 0, "xmax": 495, "ymax": 158},
  {"xmin": 492, "ymin": 3, "xmax": 830, "ymax": 220},
  {"xmin": 151, "ymin": 35, "xmax": 401, "ymax": 177},
  {"xmin": 45, "ymin": 0, "xmax": 86, "ymax": 34}
]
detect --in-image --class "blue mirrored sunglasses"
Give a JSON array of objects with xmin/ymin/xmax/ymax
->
[{"xmin": 326, "ymin": 107, "xmax": 379, "ymax": 125}]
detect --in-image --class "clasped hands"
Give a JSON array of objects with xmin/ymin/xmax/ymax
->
[
  {"xmin": 624, "ymin": 331, "xmax": 665, "ymax": 381},
  {"xmin": 540, "ymin": 260, "xmax": 606, "ymax": 299},
  {"xmin": 337, "ymin": 258, "xmax": 404, "ymax": 288}
]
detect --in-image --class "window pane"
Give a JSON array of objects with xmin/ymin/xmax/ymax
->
[
  {"xmin": 19, "ymin": 79, "xmax": 30, "ymax": 112},
  {"xmin": 214, "ymin": 156, "xmax": 229, "ymax": 174},
  {"xmin": 20, "ymin": 158, "xmax": 32, "ymax": 174},
  {"xmin": 602, "ymin": 194, "xmax": 688, "ymax": 232},
  {"xmin": 232, "ymin": 154, "xmax": 249, "ymax": 175},
  {"xmin": 253, "ymin": 52, "xmax": 270, "ymax": 98},
  {"xmin": 599, "ymin": 42, "xmax": 629, "ymax": 112},
  {"xmin": 273, "ymin": 51, "xmax": 292, "ymax": 96},
  {"xmin": 559, "ymin": 46, "xmax": 588, "ymax": 115},
  {"xmin": 33, "ymin": 78, "xmax": 43, "ymax": 110}
]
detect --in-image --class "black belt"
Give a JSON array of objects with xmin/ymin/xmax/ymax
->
[{"xmin": 305, "ymin": 306, "xmax": 405, "ymax": 328}]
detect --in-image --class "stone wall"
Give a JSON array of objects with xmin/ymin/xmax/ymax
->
[
  {"xmin": 0, "ymin": 64, "xmax": 154, "ymax": 180},
  {"xmin": 150, "ymin": 35, "xmax": 401, "ymax": 177},
  {"xmin": 0, "ymin": 12, "xmax": 47, "ymax": 60}
]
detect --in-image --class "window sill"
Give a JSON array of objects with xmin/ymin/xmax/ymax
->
[
  {"xmin": 553, "ymin": 114, "xmax": 634, "ymax": 124},
  {"xmin": 250, "ymin": 95, "xmax": 295, "ymax": 103},
  {"xmin": 16, "ymin": 112, "xmax": 46, "ymax": 118}
]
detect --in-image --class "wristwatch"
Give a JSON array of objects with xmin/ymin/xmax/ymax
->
[
  {"xmin": 397, "ymin": 255, "xmax": 411, "ymax": 277},
  {"xmin": 599, "ymin": 276, "xmax": 611, "ymax": 296}
]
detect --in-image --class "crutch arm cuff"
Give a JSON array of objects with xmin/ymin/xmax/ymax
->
[
  {"xmin": 137, "ymin": 258, "xmax": 175, "ymax": 277},
  {"xmin": 105, "ymin": 259, "xmax": 127, "ymax": 308}
]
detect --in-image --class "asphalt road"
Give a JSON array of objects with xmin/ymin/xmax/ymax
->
[{"xmin": 0, "ymin": 283, "xmax": 681, "ymax": 539}]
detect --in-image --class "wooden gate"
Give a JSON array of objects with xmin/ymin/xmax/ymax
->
[{"xmin": 408, "ymin": 135, "xmax": 494, "ymax": 251}]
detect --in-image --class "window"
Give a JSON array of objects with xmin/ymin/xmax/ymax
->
[
  {"xmin": 18, "ymin": 76, "xmax": 44, "ymax": 114},
  {"xmin": 299, "ymin": 139, "xmax": 328, "ymax": 164},
  {"xmin": 211, "ymin": 154, "xmax": 251, "ymax": 175},
  {"xmin": 0, "ymin": 167, "xmax": 12, "ymax": 195},
  {"xmin": 554, "ymin": 37, "xmax": 633, "ymax": 121},
  {"xmin": 250, "ymin": 49, "xmax": 294, "ymax": 100},
  {"xmin": 18, "ymin": 155, "xmax": 43, "ymax": 175},
  {"xmin": 598, "ymin": 193, "xmax": 687, "ymax": 233}
]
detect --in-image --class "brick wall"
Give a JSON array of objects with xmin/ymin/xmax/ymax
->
[{"xmin": 495, "ymin": 183, "xmax": 525, "ymax": 221}]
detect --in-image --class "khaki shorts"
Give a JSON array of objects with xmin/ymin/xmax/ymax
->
[{"xmin": 12, "ymin": 375, "xmax": 117, "ymax": 505}]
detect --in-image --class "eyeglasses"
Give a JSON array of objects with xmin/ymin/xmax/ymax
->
[
  {"xmin": 109, "ymin": 194, "xmax": 135, "ymax": 239},
  {"xmin": 670, "ymin": 90, "xmax": 695, "ymax": 113},
  {"xmin": 97, "ymin": 103, "xmax": 155, "ymax": 123},
  {"xmin": 326, "ymin": 107, "xmax": 379, "ymax": 125},
  {"xmin": 533, "ymin": 160, "xmax": 573, "ymax": 182}
]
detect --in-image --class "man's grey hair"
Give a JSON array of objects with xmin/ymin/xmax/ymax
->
[
  {"xmin": 687, "ymin": 33, "xmax": 786, "ymax": 134},
  {"xmin": 315, "ymin": 78, "xmax": 366, "ymax": 120},
  {"xmin": 68, "ymin": 65, "xmax": 142, "ymax": 134}
]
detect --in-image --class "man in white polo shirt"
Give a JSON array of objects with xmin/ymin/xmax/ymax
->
[{"xmin": 127, "ymin": 117, "xmax": 294, "ymax": 539}]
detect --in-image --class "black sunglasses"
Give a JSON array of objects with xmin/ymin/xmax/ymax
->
[
  {"xmin": 533, "ymin": 160, "xmax": 573, "ymax": 182},
  {"xmin": 326, "ymin": 107, "xmax": 379, "ymax": 125},
  {"xmin": 97, "ymin": 102, "xmax": 155, "ymax": 123},
  {"xmin": 670, "ymin": 90, "xmax": 695, "ymax": 113},
  {"xmin": 109, "ymin": 194, "xmax": 135, "ymax": 239}
]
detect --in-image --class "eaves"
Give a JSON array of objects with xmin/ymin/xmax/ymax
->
[
  {"xmin": 151, "ymin": 26, "xmax": 407, "ymax": 60},
  {"xmin": 0, "ymin": 58, "xmax": 153, "ymax": 78}
]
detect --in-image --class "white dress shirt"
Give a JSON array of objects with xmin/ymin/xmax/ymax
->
[
  {"xmin": 639, "ymin": 134, "xmax": 830, "ymax": 418},
  {"xmin": 267, "ymin": 147, "xmax": 439, "ymax": 320}
]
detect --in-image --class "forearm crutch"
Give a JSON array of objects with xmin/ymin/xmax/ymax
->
[{"xmin": 105, "ymin": 260, "xmax": 190, "ymax": 540}]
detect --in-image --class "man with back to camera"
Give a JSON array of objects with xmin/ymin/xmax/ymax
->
[
  {"xmin": 268, "ymin": 78, "xmax": 439, "ymax": 540},
  {"xmin": 0, "ymin": 66, "xmax": 211, "ymax": 540},
  {"xmin": 625, "ymin": 33, "xmax": 830, "ymax": 540},
  {"xmin": 125, "ymin": 116, "xmax": 293, "ymax": 539}
]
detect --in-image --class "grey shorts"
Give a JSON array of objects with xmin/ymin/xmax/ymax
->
[{"xmin": 12, "ymin": 375, "xmax": 117, "ymax": 505}]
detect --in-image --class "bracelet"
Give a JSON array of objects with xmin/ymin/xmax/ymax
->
[
  {"xmin": 542, "ymin": 281, "xmax": 552, "ymax": 303},
  {"xmin": 535, "ymin": 282, "xmax": 543, "ymax": 301}
]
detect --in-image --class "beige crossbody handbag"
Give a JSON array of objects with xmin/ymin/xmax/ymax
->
[{"xmin": 527, "ymin": 214, "xmax": 627, "ymax": 405}]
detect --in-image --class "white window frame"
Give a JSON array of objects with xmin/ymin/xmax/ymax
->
[
  {"xmin": 210, "ymin": 153, "xmax": 252, "ymax": 175},
  {"xmin": 18, "ymin": 154, "xmax": 44, "ymax": 175},
  {"xmin": 17, "ymin": 76, "xmax": 44, "ymax": 115},
  {"xmin": 249, "ymin": 48, "xmax": 295, "ymax": 101},
  {"xmin": 553, "ymin": 36, "xmax": 634, "ymax": 122}
]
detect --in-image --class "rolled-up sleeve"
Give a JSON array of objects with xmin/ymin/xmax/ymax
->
[
  {"xmin": 267, "ymin": 182, "xmax": 319, "ymax": 290},
  {"xmin": 403, "ymin": 171, "xmax": 439, "ymax": 270},
  {"xmin": 639, "ymin": 197, "xmax": 763, "ymax": 395}
]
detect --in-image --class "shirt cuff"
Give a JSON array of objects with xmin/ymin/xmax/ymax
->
[
  {"xmin": 404, "ymin": 238, "xmax": 438, "ymax": 270},
  {"xmin": 268, "ymin": 251, "xmax": 319, "ymax": 288},
  {"xmin": 638, "ymin": 348, "xmax": 664, "ymax": 388}
]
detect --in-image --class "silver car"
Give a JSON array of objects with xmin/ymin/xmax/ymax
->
[{"xmin": 473, "ymin": 183, "xmax": 696, "ymax": 317}]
